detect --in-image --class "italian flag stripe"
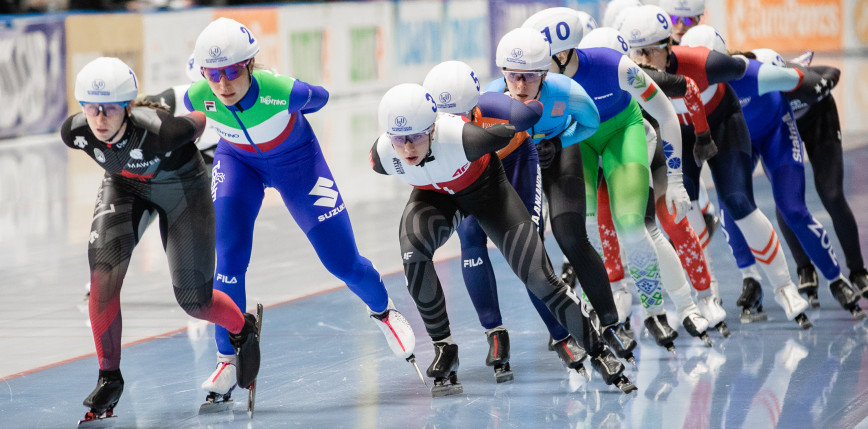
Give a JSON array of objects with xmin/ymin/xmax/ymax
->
[{"xmin": 641, "ymin": 83, "xmax": 658, "ymax": 102}]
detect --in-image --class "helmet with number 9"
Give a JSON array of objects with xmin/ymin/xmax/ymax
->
[
  {"xmin": 422, "ymin": 61, "xmax": 480, "ymax": 114},
  {"xmin": 379, "ymin": 83, "xmax": 438, "ymax": 136},
  {"xmin": 74, "ymin": 57, "xmax": 139, "ymax": 103},
  {"xmin": 496, "ymin": 27, "xmax": 552, "ymax": 71},
  {"xmin": 751, "ymin": 48, "xmax": 787, "ymax": 67},
  {"xmin": 659, "ymin": 0, "xmax": 706, "ymax": 16},
  {"xmin": 680, "ymin": 24, "xmax": 727, "ymax": 54},
  {"xmin": 522, "ymin": 8, "xmax": 595, "ymax": 55},
  {"xmin": 617, "ymin": 5, "xmax": 673, "ymax": 48},
  {"xmin": 578, "ymin": 27, "xmax": 631, "ymax": 56},
  {"xmin": 194, "ymin": 17, "xmax": 260, "ymax": 69}
]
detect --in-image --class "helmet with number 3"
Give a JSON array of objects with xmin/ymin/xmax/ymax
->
[
  {"xmin": 578, "ymin": 28, "xmax": 631, "ymax": 56},
  {"xmin": 74, "ymin": 57, "xmax": 139, "ymax": 103},
  {"xmin": 422, "ymin": 61, "xmax": 480, "ymax": 114},
  {"xmin": 194, "ymin": 17, "xmax": 260, "ymax": 69},
  {"xmin": 379, "ymin": 83, "xmax": 438, "ymax": 136},
  {"xmin": 495, "ymin": 28, "xmax": 552, "ymax": 71},
  {"xmin": 522, "ymin": 8, "xmax": 595, "ymax": 55},
  {"xmin": 681, "ymin": 25, "xmax": 727, "ymax": 54},
  {"xmin": 617, "ymin": 5, "xmax": 673, "ymax": 48}
]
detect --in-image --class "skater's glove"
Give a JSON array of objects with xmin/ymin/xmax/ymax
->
[
  {"xmin": 693, "ymin": 130, "xmax": 718, "ymax": 166},
  {"xmin": 536, "ymin": 136, "xmax": 561, "ymax": 169},
  {"xmin": 665, "ymin": 173, "xmax": 691, "ymax": 223}
]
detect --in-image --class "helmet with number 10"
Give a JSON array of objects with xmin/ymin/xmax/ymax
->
[
  {"xmin": 522, "ymin": 8, "xmax": 596, "ymax": 55},
  {"xmin": 194, "ymin": 17, "xmax": 260, "ymax": 69},
  {"xmin": 379, "ymin": 83, "xmax": 438, "ymax": 136},
  {"xmin": 578, "ymin": 27, "xmax": 631, "ymax": 56},
  {"xmin": 617, "ymin": 5, "xmax": 673, "ymax": 48},
  {"xmin": 422, "ymin": 61, "xmax": 481, "ymax": 115}
]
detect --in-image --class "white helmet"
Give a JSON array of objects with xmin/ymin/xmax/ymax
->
[
  {"xmin": 194, "ymin": 17, "xmax": 260, "ymax": 68},
  {"xmin": 422, "ymin": 61, "xmax": 480, "ymax": 114},
  {"xmin": 659, "ymin": 0, "xmax": 706, "ymax": 16},
  {"xmin": 521, "ymin": 8, "xmax": 595, "ymax": 55},
  {"xmin": 681, "ymin": 25, "xmax": 727, "ymax": 54},
  {"xmin": 617, "ymin": 5, "xmax": 672, "ymax": 48},
  {"xmin": 602, "ymin": 0, "xmax": 643, "ymax": 29},
  {"xmin": 74, "ymin": 57, "xmax": 139, "ymax": 103},
  {"xmin": 378, "ymin": 83, "xmax": 437, "ymax": 136},
  {"xmin": 578, "ymin": 28, "xmax": 630, "ymax": 56},
  {"xmin": 185, "ymin": 53, "xmax": 203, "ymax": 83},
  {"xmin": 495, "ymin": 27, "xmax": 552, "ymax": 71},
  {"xmin": 752, "ymin": 48, "xmax": 786, "ymax": 67}
]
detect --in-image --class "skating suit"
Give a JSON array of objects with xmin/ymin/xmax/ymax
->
[
  {"xmin": 185, "ymin": 70, "xmax": 388, "ymax": 355},
  {"xmin": 370, "ymin": 114, "xmax": 590, "ymax": 346},
  {"xmin": 723, "ymin": 59, "xmax": 843, "ymax": 281},
  {"xmin": 61, "ymin": 108, "xmax": 243, "ymax": 370}
]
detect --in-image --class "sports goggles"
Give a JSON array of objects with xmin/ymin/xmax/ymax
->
[
  {"xmin": 629, "ymin": 42, "xmax": 669, "ymax": 58},
  {"xmin": 670, "ymin": 15, "xmax": 701, "ymax": 26},
  {"xmin": 389, "ymin": 125, "xmax": 433, "ymax": 147},
  {"xmin": 201, "ymin": 59, "xmax": 251, "ymax": 83},
  {"xmin": 502, "ymin": 70, "xmax": 546, "ymax": 83},
  {"xmin": 80, "ymin": 101, "xmax": 130, "ymax": 118}
]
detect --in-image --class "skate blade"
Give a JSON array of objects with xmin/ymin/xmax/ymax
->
[
  {"xmin": 808, "ymin": 296, "xmax": 820, "ymax": 308},
  {"xmin": 626, "ymin": 356, "xmax": 637, "ymax": 368},
  {"xmin": 576, "ymin": 365, "xmax": 590, "ymax": 381},
  {"xmin": 408, "ymin": 356, "xmax": 428, "ymax": 387},
  {"xmin": 795, "ymin": 313, "xmax": 813, "ymax": 330},
  {"xmin": 849, "ymin": 306, "xmax": 867, "ymax": 321},
  {"xmin": 715, "ymin": 322, "xmax": 731, "ymax": 338},
  {"xmin": 78, "ymin": 414, "xmax": 116, "ymax": 428},
  {"xmin": 666, "ymin": 345, "xmax": 677, "ymax": 356},
  {"xmin": 615, "ymin": 378, "xmax": 639, "ymax": 396},
  {"xmin": 248, "ymin": 381, "xmax": 257, "ymax": 417},
  {"xmin": 700, "ymin": 333, "xmax": 713, "ymax": 347},
  {"xmin": 199, "ymin": 399, "xmax": 234, "ymax": 415},
  {"xmin": 494, "ymin": 370, "xmax": 514, "ymax": 384},
  {"xmin": 740, "ymin": 312, "xmax": 769, "ymax": 323},
  {"xmin": 431, "ymin": 382, "xmax": 463, "ymax": 397}
]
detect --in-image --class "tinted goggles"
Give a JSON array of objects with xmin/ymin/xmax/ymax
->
[
  {"xmin": 80, "ymin": 101, "xmax": 130, "ymax": 118},
  {"xmin": 389, "ymin": 126, "xmax": 433, "ymax": 147},
  {"xmin": 201, "ymin": 59, "xmax": 251, "ymax": 83},
  {"xmin": 670, "ymin": 15, "xmax": 701, "ymax": 26},
  {"xmin": 502, "ymin": 70, "xmax": 546, "ymax": 83}
]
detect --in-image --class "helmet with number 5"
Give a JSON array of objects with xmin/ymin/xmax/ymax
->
[
  {"xmin": 751, "ymin": 48, "xmax": 787, "ymax": 67},
  {"xmin": 194, "ymin": 17, "xmax": 260, "ymax": 69},
  {"xmin": 422, "ymin": 61, "xmax": 480, "ymax": 114},
  {"xmin": 74, "ymin": 57, "xmax": 139, "ymax": 103},
  {"xmin": 603, "ymin": 0, "xmax": 643, "ymax": 29},
  {"xmin": 659, "ymin": 0, "xmax": 706, "ymax": 16},
  {"xmin": 578, "ymin": 28, "xmax": 631, "ymax": 56},
  {"xmin": 617, "ymin": 5, "xmax": 673, "ymax": 48},
  {"xmin": 522, "ymin": 8, "xmax": 595, "ymax": 55},
  {"xmin": 496, "ymin": 27, "xmax": 552, "ymax": 71},
  {"xmin": 680, "ymin": 25, "xmax": 727, "ymax": 54},
  {"xmin": 379, "ymin": 83, "xmax": 437, "ymax": 136}
]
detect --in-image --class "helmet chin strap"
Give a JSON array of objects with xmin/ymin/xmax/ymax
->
[
  {"xmin": 552, "ymin": 49, "xmax": 574, "ymax": 74},
  {"xmin": 102, "ymin": 113, "xmax": 129, "ymax": 144}
]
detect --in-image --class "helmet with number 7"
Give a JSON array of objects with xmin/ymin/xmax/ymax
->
[
  {"xmin": 522, "ymin": 8, "xmax": 595, "ymax": 55},
  {"xmin": 617, "ymin": 5, "xmax": 673, "ymax": 48},
  {"xmin": 578, "ymin": 28, "xmax": 631, "ymax": 56},
  {"xmin": 422, "ymin": 61, "xmax": 480, "ymax": 114},
  {"xmin": 680, "ymin": 25, "xmax": 727, "ymax": 54},
  {"xmin": 74, "ymin": 57, "xmax": 139, "ymax": 103},
  {"xmin": 495, "ymin": 28, "xmax": 552, "ymax": 71},
  {"xmin": 194, "ymin": 17, "xmax": 260, "ymax": 69},
  {"xmin": 379, "ymin": 83, "xmax": 438, "ymax": 136}
]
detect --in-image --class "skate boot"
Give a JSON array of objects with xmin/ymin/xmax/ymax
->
[
  {"xmin": 549, "ymin": 336, "xmax": 589, "ymax": 378},
  {"xmin": 229, "ymin": 311, "xmax": 261, "ymax": 389},
  {"xmin": 601, "ymin": 324, "xmax": 637, "ymax": 366},
  {"xmin": 561, "ymin": 260, "xmax": 577, "ymax": 288},
  {"xmin": 829, "ymin": 278, "xmax": 866, "ymax": 320},
  {"xmin": 703, "ymin": 211, "xmax": 720, "ymax": 241},
  {"xmin": 370, "ymin": 299, "xmax": 426, "ymax": 385},
  {"xmin": 797, "ymin": 265, "xmax": 820, "ymax": 308},
  {"xmin": 485, "ymin": 327, "xmax": 513, "ymax": 383},
  {"xmin": 643, "ymin": 313, "xmax": 678, "ymax": 355},
  {"xmin": 589, "ymin": 347, "xmax": 638, "ymax": 394},
  {"xmin": 697, "ymin": 291, "xmax": 730, "ymax": 338},
  {"xmin": 677, "ymin": 304, "xmax": 712, "ymax": 347},
  {"xmin": 850, "ymin": 269, "xmax": 868, "ymax": 298},
  {"xmin": 773, "ymin": 283, "xmax": 813, "ymax": 329},
  {"xmin": 80, "ymin": 369, "xmax": 123, "ymax": 425},
  {"xmin": 199, "ymin": 353, "xmax": 237, "ymax": 414},
  {"xmin": 737, "ymin": 277, "xmax": 768, "ymax": 323},
  {"xmin": 427, "ymin": 342, "xmax": 462, "ymax": 397},
  {"xmin": 612, "ymin": 280, "xmax": 634, "ymax": 325}
]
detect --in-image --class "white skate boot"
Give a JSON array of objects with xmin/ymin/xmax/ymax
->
[
  {"xmin": 199, "ymin": 353, "xmax": 237, "ymax": 414},
  {"xmin": 611, "ymin": 279, "xmax": 633, "ymax": 325},
  {"xmin": 370, "ymin": 299, "xmax": 426, "ymax": 385},
  {"xmin": 677, "ymin": 303, "xmax": 712, "ymax": 347},
  {"xmin": 696, "ymin": 289, "xmax": 730, "ymax": 338},
  {"xmin": 773, "ymin": 283, "xmax": 813, "ymax": 329}
]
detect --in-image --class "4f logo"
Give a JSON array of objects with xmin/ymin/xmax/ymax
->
[
  {"xmin": 403, "ymin": 251, "xmax": 413, "ymax": 260},
  {"xmin": 309, "ymin": 177, "xmax": 339, "ymax": 208}
]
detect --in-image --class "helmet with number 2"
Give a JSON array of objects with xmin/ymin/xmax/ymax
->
[
  {"xmin": 617, "ymin": 5, "xmax": 673, "ymax": 48},
  {"xmin": 496, "ymin": 28, "xmax": 552, "ymax": 71},
  {"xmin": 680, "ymin": 25, "xmax": 727, "ymax": 54},
  {"xmin": 379, "ymin": 83, "xmax": 437, "ymax": 136},
  {"xmin": 74, "ymin": 57, "xmax": 139, "ymax": 103},
  {"xmin": 522, "ymin": 8, "xmax": 596, "ymax": 55},
  {"xmin": 578, "ymin": 28, "xmax": 631, "ymax": 56},
  {"xmin": 422, "ymin": 61, "xmax": 480, "ymax": 114},
  {"xmin": 194, "ymin": 17, "xmax": 260, "ymax": 69}
]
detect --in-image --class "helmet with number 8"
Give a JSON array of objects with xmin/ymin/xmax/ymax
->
[
  {"xmin": 194, "ymin": 17, "xmax": 260, "ymax": 69},
  {"xmin": 422, "ymin": 61, "xmax": 480, "ymax": 114},
  {"xmin": 602, "ymin": 0, "xmax": 643, "ymax": 29},
  {"xmin": 379, "ymin": 83, "xmax": 437, "ymax": 136},
  {"xmin": 659, "ymin": 0, "xmax": 706, "ymax": 16},
  {"xmin": 495, "ymin": 27, "xmax": 552, "ymax": 71},
  {"xmin": 617, "ymin": 5, "xmax": 673, "ymax": 48},
  {"xmin": 522, "ymin": 8, "xmax": 595, "ymax": 55},
  {"xmin": 578, "ymin": 27, "xmax": 631, "ymax": 56},
  {"xmin": 751, "ymin": 48, "xmax": 787, "ymax": 67},
  {"xmin": 680, "ymin": 24, "xmax": 727, "ymax": 54},
  {"xmin": 74, "ymin": 57, "xmax": 139, "ymax": 103}
]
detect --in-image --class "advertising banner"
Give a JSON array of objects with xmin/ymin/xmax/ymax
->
[
  {"xmin": 0, "ymin": 18, "xmax": 67, "ymax": 139},
  {"xmin": 726, "ymin": 0, "xmax": 842, "ymax": 51},
  {"xmin": 141, "ymin": 10, "xmax": 213, "ymax": 95}
]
